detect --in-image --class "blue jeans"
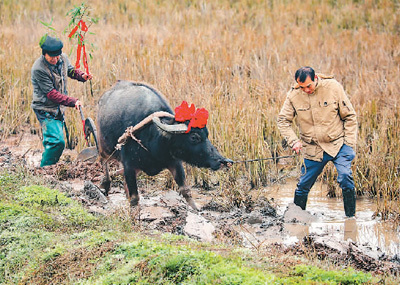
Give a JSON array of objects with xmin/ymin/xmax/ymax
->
[{"xmin": 295, "ymin": 144, "xmax": 356, "ymax": 196}]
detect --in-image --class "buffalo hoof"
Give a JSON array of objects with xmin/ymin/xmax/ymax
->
[
  {"xmin": 99, "ymin": 176, "xmax": 111, "ymax": 196},
  {"xmin": 185, "ymin": 197, "xmax": 199, "ymax": 211},
  {"xmin": 179, "ymin": 188, "xmax": 198, "ymax": 211},
  {"xmin": 129, "ymin": 195, "xmax": 140, "ymax": 207}
]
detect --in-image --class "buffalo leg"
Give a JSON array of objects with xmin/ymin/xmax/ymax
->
[
  {"xmin": 100, "ymin": 160, "xmax": 111, "ymax": 196},
  {"xmin": 123, "ymin": 163, "xmax": 140, "ymax": 207},
  {"xmin": 168, "ymin": 162, "xmax": 198, "ymax": 211}
]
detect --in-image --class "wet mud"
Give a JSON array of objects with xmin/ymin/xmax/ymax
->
[{"xmin": 1, "ymin": 132, "xmax": 400, "ymax": 275}]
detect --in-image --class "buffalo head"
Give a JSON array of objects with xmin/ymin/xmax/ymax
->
[{"xmin": 152, "ymin": 116, "xmax": 232, "ymax": 170}]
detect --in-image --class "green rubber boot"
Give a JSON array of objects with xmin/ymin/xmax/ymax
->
[{"xmin": 40, "ymin": 119, "xmax": 65, "ymax": 167}]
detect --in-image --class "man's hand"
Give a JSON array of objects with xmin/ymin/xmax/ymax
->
[
  {"xmin": 75, "ymin": 100, "xmax": 84, "ymax": 110},
  {"xmin": 292, "ymin": 141, "xmax": 303, "ymax": 155},
  {"xmin": 82, "ymin": 73, "xmax": 93, "ymax": 81}
]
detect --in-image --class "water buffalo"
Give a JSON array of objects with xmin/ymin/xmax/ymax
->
[{"xmin": 97, "ymin": 80, "xmax": 232, "ymax": 210}]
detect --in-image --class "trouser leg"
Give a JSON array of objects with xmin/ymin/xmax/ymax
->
[
  {"xmin": 294, "ymin": 155, "xmax": 329, "ymax": 209},
  {"xmin": 40, "ymin": 118, "xmax": 65, "ymax": 167},
  {"xmin": 333, "ymin": 144, "xmax": 356, "ymax": 217}
]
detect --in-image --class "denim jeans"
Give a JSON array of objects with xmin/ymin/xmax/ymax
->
[{"xmin": 295, "ymin": 144, "xmax": 356, "ymax": 196}]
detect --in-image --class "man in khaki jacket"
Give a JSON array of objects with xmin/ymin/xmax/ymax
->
[{"xmin": 277, "ymin": 66, "xmax": 357, "ymax": 217}]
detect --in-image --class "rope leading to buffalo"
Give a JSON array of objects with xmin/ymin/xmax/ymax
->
[
  {"xmin": 233, "ymin": 155, "xmax": 296, "ymax": 163},
  {"xmin": 101, "ymin": 110, "xmax": 297, "ymax": 167}
]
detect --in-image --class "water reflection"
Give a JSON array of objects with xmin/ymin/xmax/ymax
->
[
  {"xmin": 266, "ymin": 179, "xmax": 400, "ymax": 256},
  {"xmin": 285, "ymin": 223, "xmax": 309, "ymax": 240},
  {"xmin": 344, "ymin": 218, "xmax": 357, "ymax": 242}
]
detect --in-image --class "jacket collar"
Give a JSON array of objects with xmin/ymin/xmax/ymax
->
[
  {"xmin": 314, "ymin": 75, "xmax": 320, "ymax": 92},
  {"xmin": 292, "ymin": 75, "xmax": 319, "ymax": 94}
]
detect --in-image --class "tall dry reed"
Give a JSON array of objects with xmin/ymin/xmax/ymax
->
[{"xmin": 0, "ymin": 0, "xmax": 399, "ymax": 218}]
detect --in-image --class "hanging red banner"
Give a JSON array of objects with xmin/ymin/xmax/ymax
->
[{"xmin": 69, "ymin": 21, "xmax": 90, "ymax": 74}]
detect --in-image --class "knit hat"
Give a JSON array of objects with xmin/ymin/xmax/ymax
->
[{"xmin": 39, "ymin": 34, "xmax": 63, "ymax": 56}]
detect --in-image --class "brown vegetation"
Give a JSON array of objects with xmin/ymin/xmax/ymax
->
[{"xmin": 0, "ymin": 0, "xmax": 399, "ymax": 219}]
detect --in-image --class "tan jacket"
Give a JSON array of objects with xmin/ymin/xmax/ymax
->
[{"xmin": 277, "ymin": 75, "xmax": 357, "ymax": 161}]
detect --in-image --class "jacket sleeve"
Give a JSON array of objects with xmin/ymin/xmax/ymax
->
[
  {"xmin": 277, "ymin": 93, "xmax": 300, "ymax": 147},
  {"xmin": 47, "ymin": 89, "xmax": 78, "ymax": 107},
  {"xmin": 337, "ymin": 85, "xmax": 357, "ymax": 149},
  {"xmin": 65, "ymin": 55, "xmax": 87, "ymax": 82},
  {"xmin": 68, "ymin": 68, "xmax": 87, "ymax": 82}
]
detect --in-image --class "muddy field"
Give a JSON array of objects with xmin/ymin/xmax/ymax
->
[{"xmin": 1, "ymin": 131, "xmax": 400, "ymax": 276}]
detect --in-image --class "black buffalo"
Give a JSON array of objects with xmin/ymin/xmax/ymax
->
[{"xmin": 97, "ymin": 80, "xmax": 232, "ymax": 210}]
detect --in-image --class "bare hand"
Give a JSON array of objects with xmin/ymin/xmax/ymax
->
[
  {"xmin": 292, "ymin": 141, "xmax": 303, "ymax": 155},
  {"xmin": 75, "ymin": 100, "xmax": 84, "ymax": 110},
  {"xmin": 82, "ymin": 73, "xmax": 93, "ymax": 81}
]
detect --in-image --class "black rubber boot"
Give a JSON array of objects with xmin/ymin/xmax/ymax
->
[
  {"xmin": 294, "ymin": 194, "xmax": 308, "ymax": 210},
  {"xmin": 342, "ymin": 188, "xmax": 356, "ymax": 217}
]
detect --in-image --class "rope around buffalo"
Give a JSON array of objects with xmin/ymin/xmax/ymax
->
[
  {"xmin": 98, "ymin": 111, "xmax": 175, "ymax": 167},
  {"xmin": 115, "ymin": 111, "xmax": 175, "ymax": 151}
]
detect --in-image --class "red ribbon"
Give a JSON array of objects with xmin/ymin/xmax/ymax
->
[
  {"xmin": 68, "ymin": 20, "xmax": 89, "ymax": 74},
  {"xmin": 68, "ymin": 20, "xmax": 88, "ymax": 38},
  {"xmin": 82, "ymin": 38, "xmax": 89, "ymax": 74},
  {"xmin": 68, "ymin": 25, "xmax": 79, "ymax": 38},
  {"xmin": 75, "ymin": 35, "xmax": 82, "ymax": 69},
  {"xmin": 175, "ymin": 101, "xmax": 209, "ymax": 133}
]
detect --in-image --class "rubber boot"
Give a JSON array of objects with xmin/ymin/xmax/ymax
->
[
  {"xmin": 294, "ymin": 194, "xmax": 308, "ymax": 210},
  {"xmin": 40, "ymin": 119, "xmax": 65, "ymax": 167},
  {"xmin": 342, "ymin": 188, "xmax": 356, "ymax": 217}
]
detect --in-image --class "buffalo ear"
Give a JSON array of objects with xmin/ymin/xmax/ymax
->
[{"xmin": 152, "ymin": 117, "xmax": 188, "ymax": 133}]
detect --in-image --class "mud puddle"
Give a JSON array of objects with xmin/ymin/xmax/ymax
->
[{"xmin": 266, "ymin": 180, "xmax": 400, "ymax": 257}]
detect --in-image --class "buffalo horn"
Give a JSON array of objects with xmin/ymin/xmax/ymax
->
[{"xmin": 152, "ymin": 117, "xmax": 188, "ymax": 133}]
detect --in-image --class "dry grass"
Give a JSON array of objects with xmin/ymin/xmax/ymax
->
[{"xmin": 1, "ymin": 0, "xmax": 399, "ymax": 218}]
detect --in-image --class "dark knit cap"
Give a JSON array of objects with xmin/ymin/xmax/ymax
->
[{"xmin": 39, "ymin": 35, "xmax": 63, "ymax": 56}]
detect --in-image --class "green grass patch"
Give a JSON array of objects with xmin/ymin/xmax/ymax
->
[
  {"xmin": 14, "ymin": 185, "xmax": 96, "ymax": 229},
  {"xmin": 0, "ymin": 229, "xmax": 55, "ymax": 284},
  {"xmin": 0, "ymin": 171, "xmax": 28, "ymax": 198},
  {"xmin": 288, "ymin": 265, "xmax": 373, "ymax": 284},
  {"xmin": 0, "ymin": 201, "xmax": 52, "ymax": 230},
  {"xmin": 70, "ymin": 230, "xmax": 122, "ymax": 248},
  {"xmin": 16, "ymin": 185, "xmax": 72, "ymax": 206},
  {"xmin": 85, "ymin": 239, "xmax": 275, "ymax": 284}
]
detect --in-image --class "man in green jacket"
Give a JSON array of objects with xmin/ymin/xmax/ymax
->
[
  {"xmin": 31, "ymin": 34, "xmax": 93, "ymax": 167},
  {"xmin": 277, "ymin": 66, "xmax": 358, "ymax": 217}
]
